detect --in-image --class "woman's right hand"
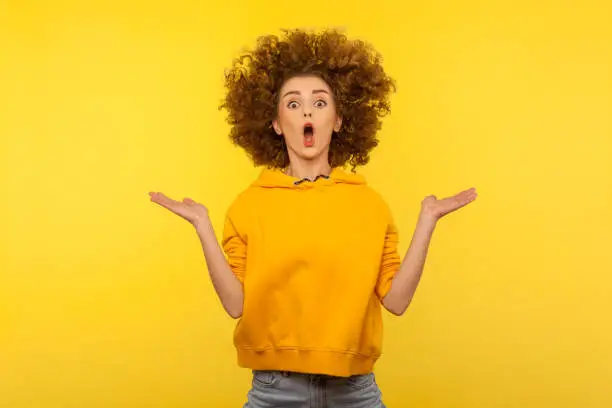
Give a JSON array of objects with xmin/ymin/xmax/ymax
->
[{"xmin": 149, "ymin": 192, "xmax": 209, "ymax": 228}]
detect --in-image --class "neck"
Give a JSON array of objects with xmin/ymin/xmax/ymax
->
[{"xmin": 285, "ymin": 153, "xmax": 332, "ymax": 180}]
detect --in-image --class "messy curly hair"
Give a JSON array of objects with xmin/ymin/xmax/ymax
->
[{"xmin": 219, "ymin": 28, "xmax": 396, "ymax": 169}]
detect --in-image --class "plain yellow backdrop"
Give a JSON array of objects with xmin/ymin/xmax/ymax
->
[{"xmin": 1, "ymin": 0, "xmax": 611, "ymax": 407}]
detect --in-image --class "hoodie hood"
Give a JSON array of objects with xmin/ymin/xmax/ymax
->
[{"xmin": 252, "ymin": 167, "xmax": 366, "ymax": 189}]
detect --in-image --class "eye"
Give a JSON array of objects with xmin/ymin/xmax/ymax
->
[
  {"xmin": 314, "ymin": 99, "xmax": 327, "ymax": 108},
  {"xmin": 287, "ymin": 100, "xmax": 299, "ymax": 109}
]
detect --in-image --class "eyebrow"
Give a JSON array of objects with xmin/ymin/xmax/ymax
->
[{"xmin": 282, "ymin": 89, "xmax": 330, "ymax": 98}]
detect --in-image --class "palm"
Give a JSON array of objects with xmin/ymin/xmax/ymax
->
[
  {"xmin": 149, "ymin": 192, "xmax": 208, "ymax": 225},
  {"xmin": 421, "ymin": 187, "xmax": 477, "ymax": 219}
]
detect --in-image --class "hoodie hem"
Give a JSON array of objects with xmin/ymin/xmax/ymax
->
[{"xmin": 236, "ymin": 346, "xmax": 379, "ymax": 377}]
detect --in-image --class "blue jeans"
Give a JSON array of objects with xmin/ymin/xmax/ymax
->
[{"xmin": 243, "ymin": 370, "xmax": 386, "ymax": 408}]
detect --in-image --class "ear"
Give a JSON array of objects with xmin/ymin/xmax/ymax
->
[
  {"xmin": 334, "ymin": 115, "xmax": 343, "ymax": 132},
  {"xmin": 272, "ymin": 118, "xmax": 282, "ymax": 135}
]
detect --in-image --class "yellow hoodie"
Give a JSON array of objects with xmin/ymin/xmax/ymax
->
[{"xmin": 222, "ymin": 167, "xmax": 401, "ymax": 377}]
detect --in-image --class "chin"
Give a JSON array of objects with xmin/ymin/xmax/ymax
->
[{"xmin": 296, "ymin": 148, "xmax": 324, "ymax": 160}]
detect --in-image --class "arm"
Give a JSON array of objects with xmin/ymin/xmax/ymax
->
[
  {"xmin": 382, "ymin": 214, "xmax": 436, "ymax": 316},
  {"xmin": 381, "ymin": 187, "xmax": 477, "ymax": 316},
  {"xmin": 149, "ymin": 192, "xmax": 245, "ymax": 319},
  {"xmin": 195, "ymin": 217, "xmax": 244, "ymax": 319}
]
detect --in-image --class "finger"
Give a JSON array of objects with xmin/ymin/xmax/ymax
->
[
  {"xmin": 149, "ymin": 192, "xmax": 170, "ymax": 204},
  {"xmin": 440, "ymin": 194, "xmax": 472, "ymax": 210},
  {"xmin": 454, "ymin": 192, "xmax": 474, "ymax": 204},
  {"xmin": 150, "ymin": 192, "xmax": 182, "ymax": 211},
  {"xmin": 422, "ymin": 194, "xmax": 436, "ymax": 204},
  {"xmin": 463, "ymin": 188, "xmax": 478, "ymax": 202},
  {"xmin": 454, "ymin": 188, "xmax": 477, "ymax": 201},
  {"xmin": 149, "ymin": 191, "xmax": 166, "ymax": 203},
  {"xmin": 456, "ymin": 188, "xmax": 476, "ymax": 197},
  {"xmin": 183, "ymin": 197, "xmax": 196, "ymax": 205},
  {"xmin": 453, "ymin": 191, "xmax": 477, "ymax": 208}
]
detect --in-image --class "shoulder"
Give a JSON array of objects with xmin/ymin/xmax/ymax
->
[
  {"xmin": 336, "ymin": 176, "xmax": 395, "ymax": 226},
  {"xmin": 333, "ymin": 168, "xmax": 388, "ymax": 203},
  {"xmin": 225, "ymin": 187, "xmax": 256, "ymax": 219},
  {"xmin": 361, "ymin": 184, "xmax": 394, "ymax": 217},
  {"xmin": 224, "ymin": 170, "xmax": 272, "ymax": 220},
  {"xmin": 222, "ymin": 187, "xmax": 259, "ymax": 238}
]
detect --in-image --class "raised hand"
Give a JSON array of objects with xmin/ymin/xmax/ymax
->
[
  {"xmin": 149, "ymin": 192, "xmax": 209, "ymax": 227},
  {"xmin": 420, "ymin": 188, "xmax": 477, "ymax": 221}
]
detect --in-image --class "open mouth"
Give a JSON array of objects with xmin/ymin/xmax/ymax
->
[{"xmin": 303, "ymin": 123, "xmax": 314, "ymax": 147}]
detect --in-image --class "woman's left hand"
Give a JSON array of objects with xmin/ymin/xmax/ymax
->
[{"xmin": 420, "ymin": 187, "xmax": 478, "ymax": 221}]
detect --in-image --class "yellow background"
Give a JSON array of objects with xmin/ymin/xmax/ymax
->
[{"xmin": 1, "ymin": 0, "xmax": 611, "ymax": 407}]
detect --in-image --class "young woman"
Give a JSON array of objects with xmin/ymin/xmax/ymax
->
[{"xmin": 150, "ymin": 29, "xmax": 477, "ymax": 407}]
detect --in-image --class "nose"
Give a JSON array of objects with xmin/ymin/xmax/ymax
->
[{"xmin": 302, "ymin": 105, "xmax": 312, "ymax": 118}]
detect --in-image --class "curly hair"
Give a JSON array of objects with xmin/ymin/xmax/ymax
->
[{"xmin": 219, "ymin": 28, "xmax": 396, "ymax": 170}]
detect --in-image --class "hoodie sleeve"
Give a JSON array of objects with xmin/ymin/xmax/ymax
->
[
  {"xmin": 222, "ymin": 202, "xmax": 247, "ymax": 283},
  {"xmin": 375, "ymin": 209, "xmax": 401, "ymax": 300}
]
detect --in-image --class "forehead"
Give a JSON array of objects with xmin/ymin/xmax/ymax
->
[{"xmin": 279, "ymin": 75, "xmax": 333, "ymax": 96}]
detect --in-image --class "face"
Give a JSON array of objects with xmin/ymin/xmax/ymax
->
[{"xmin": 272, "ymin": 75, "xmax": 342, "ymax": 164}]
